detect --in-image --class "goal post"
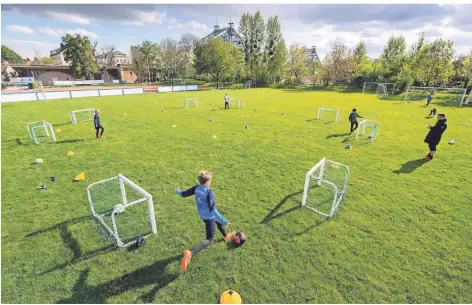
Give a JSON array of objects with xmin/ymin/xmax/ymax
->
[
  {"xmin": 460, "ymin": 90, "xmax": 471, "ymax": 107},
  {"xmin": 301, "ymin": 158, "xmax": 349, "ymax": 218},
  {"xmin": 356, "ymin": 120, "xmax": 380, "ymax": 142},
  {"xmin": 404, "ymin": 86, "xmax": 467, "ymax": 105},
  {"xmin": 229, "ymin": 98, "xmax": 244, "ymax": 108},
  {"xmin": 363, "ymin": 82, "xmax": 397, "ymax": 95},
  {"xmin": 244, "ymin": 80, "xmax": 255, "ymax": 89},
  {"xmin": 87, "ymin": 174, "xmax": 157, "ymax": 248},
  {"xmin": 183, "ymin": 98, "xmax": 198, "ymax": 108},
  {"xmin": 376, "ymin": 83, "xmax": 387, "ymax": 98},
  {"xmin": 37, "ymin": 80, "xmax": 48, "ymax": 104},
  {"xmin": 27, "ymin": 120, "xmax": 56, "ymax": 144},
  {"xmin": 317, "ymin": 108, "xmax": 341, "ymax": 123},
  {"xmin": 70, "ymin": 108, "xmax": 95, "ymax": 125}
]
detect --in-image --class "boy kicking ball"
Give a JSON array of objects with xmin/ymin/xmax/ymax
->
[
  {"xmin": 176, "ymin": 170, "xmax": 235, "ymax": 272},
  {"xmin": 424, "ymin": 113, "xmax": 447, "ymax": 161}
]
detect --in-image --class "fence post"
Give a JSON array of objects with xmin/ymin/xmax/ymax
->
[
  {"xmin": 122, "ymin": 88, "xmax": 125, "ymax": 95},
  {"xmin": 69, "ymin": 90, "xmax": 72, "ymax": 98},
  {"xmin": 35, "ymin": 92, "xmax": 39, "ymax": 100},
  {"xmin": 98, "ymin": 89, "xmax": 101, "ymax": 97}
]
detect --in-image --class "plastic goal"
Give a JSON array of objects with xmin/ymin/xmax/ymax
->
[
  {"xmin": 183, "ymin": 98, "xmax": 198, "ymax": 108},
  {"xmin": 70, "ymin": 108, "xmax": 94, "ymax": 125},
  {"xmin": 244, "ymin": 80, "xmax": 256, "ymax": 89},
  {"xmin": 37, "ymin": 81, "xmax": 48, "ymax": 104},
  {"xmin": 317, "ymin": 108, "xmax": 341, "ymax": 123},
  {"xmin": 27, "ymin": 120, "xmax": 56, "ymax": 145},
  {"xmin": 460, "ymin": 91, "xmax": 471, "ymax": 107},
  {"xmin": 301, "ymin": 158, "xmax": 349, "ymax": 218},
  {"xmin": 363, "ymin": 82, "xmax": 397, "ymax": 95},
  {"xmin": 230, "ymin": 98, "xmax": 244, "ymax": 108},
  {"xmin": 356, "ymin": 120, "xmax": 380, "ymax": 142},
  {"xmin": 404, "ymin": 86, "xmax": 467, "ymax": 105},
  {"xmin": 87, "ymin": 174, "xmax": 157, "ymax": 248}
]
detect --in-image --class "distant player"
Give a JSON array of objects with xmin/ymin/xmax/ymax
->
[
  {"xmin": 426, "ymin": 108, "xmax": 437, "ymax": 119},
  {"xmin": 94, "ymin": 109, "xmax": 105, "ymax": 139},
  {"xmin": 424, "ymin": 113, "xmax": 447, "ymax": 161},
  {"xmin": 349, "ymin": 108, "xmax": 364, "ymax": 134},
  {"xmin": 224, "ymin": 93, "xmax": 230, "ymax": 109},
  {"xmin": 426, "ymin": 94, "xmax": 433, "ymax": 106},
  {"xmin": 176, "ymin": 170, "xmax": 235, "ymax": 272}
]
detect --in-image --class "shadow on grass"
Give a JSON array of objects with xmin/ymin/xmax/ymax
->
[
  {"xmin": 305, "ymin": 118, "xmax": 319, "ymax": 123},
  {"xmin": 53, "ymin": 122, "xmax": 73, "ymax": 127},
  {"xmin": 1, "ymin": 138, "xmax": 22, "ymax": 145},
  {"xmin": 393, "ymin": 158, "xmax": 429, "ymax": 174},
  {"xmin": 290, "ymin": 218, "xmax": 327, "ymax": 237},
  {"xmin": 326, "ymin": 133, "xmax": 349, "ymax": 139},
  {"xmin": 51, "ymin": 139, "xmax": 85, "ymax": 144},
  {"xmin": 260, "ymin": 190, "xmax": 304, "ymax": 224},
  {"xmin": 58, "ymin": 255, "xmax": 180, "ymax": 303},
  {"xmin": 26, "ymin": 216, "xmax": 118, "ymax": 275}
]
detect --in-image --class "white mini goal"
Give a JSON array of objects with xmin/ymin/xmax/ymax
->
[
  {"xmin": 363, "ymin": 82, "xmax": 397, "ymax": 95},
  {"xmin": 404, "ymin": 86, "xmax": 467, "ymax": 106},
  {"xmin": 317, "ymin": 108, "xmax": 341, "ymax": 123},
  {"xmin": 183, "ymin": 98, "xmax": 198, "ymax": 108},
  {"xmin": 26, "ymin": 120, "xmax": 56, "ymax": 145},
  {"xmin": 70, "ymin": 108, "xmax": 95, "ymax": 125},
  {"xmin": 301, "ymin": 158, "xmax": 349, "ymax": 218},
  {"xmin": 244, "ymin": 80, "xmax": 255, "ymax": 89},
  {"xmin": 356, "ymin": 120, "xmax": 380, "ymax": 142},
  {"xmin": 230, "ymin": 98, "xmax": 244, "ymax": 108},
  {"xmin": 87, "ymin": 174, "xmax": 157, "ymax": 248},
  {"xmin": 460, "ymin": 91, "xmax": 471, "ymax": 107}
]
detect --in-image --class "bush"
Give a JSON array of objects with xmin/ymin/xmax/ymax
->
[{"xmin": 1, "ymin": 82, "xmax": 7, "ymax": 90}]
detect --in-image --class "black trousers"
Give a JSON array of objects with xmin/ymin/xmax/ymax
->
[
  {"xmin": 95, "ymin": 125, "xmax": 104, "ymax": 138},
  {"xmin": 350, "ymin": 122, "xmax": 358, "ymax": 133},
  {"xmin": 191, "ymin": 219, "xmax": 227, "ymax": 256},
  {"xmin": 225, "ymin": 102, "xmax": 229, "ymax": 109}
]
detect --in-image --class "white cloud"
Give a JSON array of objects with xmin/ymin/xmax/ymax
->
[
  {"xmin": 122, "ymin": 10, "xmax": 166, "ymax": 26},
  {"xmin": 168, "ymin": 25, "xmax": 175, "ymax": 30},
  {"xmin": 2, "ymin": 40, "xmax": 57, "ymax": 59},
  {"xmin": 46, "ymin": 12, "xmax": 92, "ymax": 25},
  {"xmin": 168, "ymin": 17, "xmax": 178, "ymax": 25},
  {"xmin": 168, "ymin": 20, "xmax": 208, "ymax": 35},
  {"xmin": 5, "ymin": 25, "xmax": 35, "ymax": 35},
  {"xmin": 40, "ymin": 27, "xmax": 100, "ymax": 40}
]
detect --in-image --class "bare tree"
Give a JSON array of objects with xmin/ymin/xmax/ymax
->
[{"xmin": 94, "ymin": 44, "xmax": 117, "ymax": 74}]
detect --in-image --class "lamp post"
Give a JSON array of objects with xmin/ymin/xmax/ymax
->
[{"xmin": 147, "ymin": 54, "xmax": 151, "ymax": 89}]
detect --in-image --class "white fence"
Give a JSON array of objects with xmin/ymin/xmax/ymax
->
[
  {"xmin": 1, "ymin": 87, "xmax": 144, "ymax": 103},
  {"xmin": 157, "ymin": 85, "xmax": 198, "ymax": 93},
  {"xmin": 51, "ymin": 80, "xmax": 105, "ymax": 86}
]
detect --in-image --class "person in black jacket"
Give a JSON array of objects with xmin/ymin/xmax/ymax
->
[
  {"xmin": 349, "ymin": 108, "xmax": 364, "ymax": 134},
  {"xmin": 94, "ymin": 109, "xmax": 105, "ymax": 139},
  {"xmin": 424, "ymin": 114, "xmax": 447, "ymax": 160}
]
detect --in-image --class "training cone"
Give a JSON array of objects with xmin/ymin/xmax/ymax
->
[
  {"xmin": 220, "ymin": 290, "xmax": 242, "ymax": 304},
  {"xmin": 74, "ymin": 172, "xmax": 85, "ymax": 181},
  {"xmin": 345, "ymin": 145, "xmax": 352, "ymax": 149},
  {"xmin": 55, "ymin": 128, "xmax": 61, "ymax": 132},
  {"xmin": 330, "ymin": 163, "xmax": 340, "ymax": 169},
  {"xmin": 67, "ymin": 151, "xmax": 75, "ymax": 157},
  {"xmin": 124, "ymin": 112, "xmax": 127, "ymax": 116},
  {"xmin": 212, "ymin": 134, "xmax": 217, "ymax": 139},
  {"xmin": 172, "ymin": 124, "xmax": 177, "ymax": 128}
]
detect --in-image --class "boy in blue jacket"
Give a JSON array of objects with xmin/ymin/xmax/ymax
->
[
  {"xmin": 176, "ymin": 170, "xmax": 234, "ymax": 272},
  {"xmin": 94, "ymin": 109, "xmax": 105, "ymax": 139}
]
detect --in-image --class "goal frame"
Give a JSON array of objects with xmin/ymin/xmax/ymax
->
[
  {"xmin": 229, "ymin": 98, "xmax": 244, "ymax": 108},
  {"xmin": 404, "ymin": 86, "xmax": 467, "ymax": 105},
  {"xmin": 26, "ymin": 120, "xmax": 56, "ymax": 145},
  {"xmin": 376, "ymin": 83, "xmax": 388, "ymax": 98},
  {"xmin": 355, "ymin": 119, "xmax": 380, "ymax": 142},
  {"xmin": 37, "ymin": 80, "xmax": 48, "ymax": 104},
  {"xmin": 69, "ymin": 108, "xmax": 95, "ymax": 125},
  {"xmin": 317, "ymin": 108, "xmax": 341, "ymax": 123},
  {"xmin": 244, "ymin": 80, "xmax": 256, "ymax": 89},
  {"xmin": 183, "ymin": 98, "xmax": 198, "ymax": 108},
  {"xmin": 363, "ymin": 82, "xmax": 397, "ymax": 95},
  {"xmin": 87, "ymin": 174, "xmax": 157, "ymax": 248},
  {"xmin": 460, "ymin": 91, "xmax": 471, "ymax": 107},
  {"xmin": 301, "ymin": 158, "xmax": 350, "ymax": 218}
]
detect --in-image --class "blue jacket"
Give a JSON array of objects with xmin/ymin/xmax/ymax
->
[
  {"xmin": 177, "ymin": 184, "xmax": 228, "ymax": 224},
  {"xmin": 94, "ymin": 114, "xmax": 101, "ymax": 128}
]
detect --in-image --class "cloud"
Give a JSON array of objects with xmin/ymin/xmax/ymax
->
[
  {"xmin": 167, "ymin": 20, "xmax": 208, "ymax": 35},
  {"xmin": 46, "ymin": 12, "xmax": 92, "ymax": 25},
  {"xmin": 39, "ymin": 27, "xmax": 100, "ymax": 40},
  {"xmin": 121, "ymin": 10, "xmax": 166, "ymax": 26},
  {"xmin": 2, "ymin": 39, "xmax": 57, "ymax": 59},
  {"xmin": 168, "ymin": 17, "xmax": 178, "ymax": 25},
  {"xmin": 5, "ymin": 24, "xmax": 34, "ymax": 35}
]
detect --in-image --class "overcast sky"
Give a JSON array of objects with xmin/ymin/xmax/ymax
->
[{"xmin": 2, "ymin": 4, "xmax": 472, "ymax": 60}]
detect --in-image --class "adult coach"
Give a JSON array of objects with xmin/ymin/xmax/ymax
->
[
  {"xmin": 424, "ymin": 113, "xmax": 447, "ymax": 161},
  {"xmin": 224, "ymin": 93, "xmax": 229, "ymax": 109}
]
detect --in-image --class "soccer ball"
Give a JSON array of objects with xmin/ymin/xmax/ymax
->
[
  {"xmin": 34, "ymin": 158, "xmax": 43, "ymax": 164},
  {"xmin": 448, "ymin": 140, "xmax": 455, "ymax": 144},
  {"xmin": 233, "ymin": 232, "xmax": 247, "ymax": 246}
]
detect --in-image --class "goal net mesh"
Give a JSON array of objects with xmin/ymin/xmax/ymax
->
[
  {"xmin": 405, "ymin": 87, "xmax": 466, "ymax": 105},
  {"xmin": 71, "ymin": 109, "xmax": 94, "ymax": 124},
  {"xmin": 317, "ymin": 108, "xmax": 340, "ymax": 122}
]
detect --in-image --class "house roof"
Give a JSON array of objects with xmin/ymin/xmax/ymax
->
[
  {"xmin": 202, "ymin": 25, "xmax": 243, "ymax": 49},
  {"xmin": 96, "ymin": 51, "xmax": 127, "ymax": 58},
  {"xmin": 10, "ymin": 64, "xmax": 70, "ymax": 70}
]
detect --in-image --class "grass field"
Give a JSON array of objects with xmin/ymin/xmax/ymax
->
[{"xmin": 2, "ymin": 88, "xmax": 472, "ymax": 303}]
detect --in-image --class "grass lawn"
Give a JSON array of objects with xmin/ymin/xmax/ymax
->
[{"xmin": 1, "ymin": 88, "xmax": 472, "ymax": 303}]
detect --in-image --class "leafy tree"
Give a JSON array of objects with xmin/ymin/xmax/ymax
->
[
  {"xmin": 350, "ymin": 41, "xmax": 373, "ymax": 87},
  {"xmin": 239, "ymin": 11, "xmax": 266, "ymax": 82},
  {"xmin": 380, "ymin": 35, "xmax": 407, "ymax": 81},
  {"xmin": 265, "ymin": 16, "xmax": 287, "ymax": 83},
  {"xmin": 286, "ymin": 42, "xmax": 310, "ymax": 85},
  {"xmin": 132, "ymin": 40, "xmax": 160, "ymax": 82},
  {"xmin": 415, "ymin": 38, "xmax": 454, "ymax": 87},
  {"xmin": 321, "ymin": 41, "xmax": 352, "ymax": 85},
  {"xmin": 1, "ymin": 45, "xmax": 24, "ymax": 63},
  {"xmin": 60, "ymin": 34, "xmax": 99, "ymax": 79},
  {"xmin": 194, "ymin": 37, "xmax": 242, "ymax": 89},
  {"xmin": 178, "ymin": 33, "xmax": 199, "ymax": 80},
  {"xmin": 33, "ymin": 56, "xmax": 55, "ymax": 65}
]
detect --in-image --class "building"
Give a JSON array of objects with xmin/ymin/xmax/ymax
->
[
  {"xmin": 96, "ymin": 50, "xmax": 131, "ymax": 66},
  {"xmin": 201, "ymin": 22, "xmax": 243, "ymax": 50},
  {"xmin": 50, "ymin": 48, "xmax": 69, "ymax": 66}
]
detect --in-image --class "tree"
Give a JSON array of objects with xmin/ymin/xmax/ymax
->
[
  {"xmin": 321, "ymin": 41, "xmax": 353, "ymax": 85},
  {"xmin": 265, "ymin": 16, "xmax": 287, "ymax": 83},
  {"xmin": 179, "ymin": 33, "xmax": 198, "ymax": 79},
  {"xmin": 380, "ymin": 36, "xmax": 406, "ymax": 81},
  {"xmin": 286, "ymin": 42, "xmax": 310, "ymax": 85},
  {"xmin": 194, "ymin": 37, "xmax": 242, "ymax": 89},
  {"xmin": 33, "ymin": 56, "xmax": 55, "ymax": 65},
  {"xmin": 94, "ymin": 44, "xmax": 117, "ymax": 73},
  {"xmin": 414, "ymin": 38, "xmax": 454, "ymax": 87},
  {"xmin": 350, "ymin": 41, "xmax": 373, "ymax": 87},
  {"xmin": 1, "ymin": 45, "xmax": 24, "ymax": 63},
  {"xmin": 131, "ymin": 40, "xmax": 160, "ymax": 82},
  {"xmin": 239, "ymin": 11, "xmax": 266, "ymax": 82},
  {"xmin": 60, "ymin": 34, "xmax": 99, "ymax": 79}
]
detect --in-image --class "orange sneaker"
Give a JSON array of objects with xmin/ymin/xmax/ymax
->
[
  {"xmin": 181, "ymin": 250, "xmax": 192, "ymax": 272},
  {"xmin": 224, "ymin": 232, "xmax": 236, "ymax": 242}
]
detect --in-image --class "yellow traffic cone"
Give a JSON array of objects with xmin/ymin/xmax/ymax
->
[
  {"xmin": 212, "ymin": 134, "xmax": 217, "ymax": 139},
  {"xmin": 172, "ymin": 124, "xmax": 177, "ymax": 128},
  {"xmin": 74, "ymin": 172, "xmax": 85, "ymax": 181},
  {"xmin": 124, "ymin": 112, "xmax": 127, "ymax": 116},
  {"xmin": 67, "ymin": 151, "xmax": 75, "ymax": 157},
  {"xmin": 55, "ymin": 128, "xmax": 61, "ymax": 132},
  {"xmin": 330, "ymin": 164, "xmax": 339, "ymax": 169}
]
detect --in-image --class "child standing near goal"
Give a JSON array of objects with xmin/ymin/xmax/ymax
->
[
  {"xmin": 426, "ymin": 94, "xmax": 433, "ymax": 106},
  {"xmin": 349, "ymin": 108, "xmax": 364, "ymax": 134},
  {"xmin": 224, "ymin": 93, "xmax": 230, "ymax": 109},
  {"xmin": 94, "ymin": 109, "xmax": 105, "ymax": 139},
  {"xmin": 176, "ymin": 170, "xmax": 235, "ymax": 272},
  {"xmin": 424, "ymin": 113, "xmax": 447, "ymax": 161}
]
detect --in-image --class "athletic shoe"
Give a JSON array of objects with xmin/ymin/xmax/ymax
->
[
  {"xmin": 181, "ymin": 250, "xmax": 192, "ymax": 272},
  {"xmin": 425, "ymin": 154, "xmax": 432, "ymax": 161},
  {"xmin": 224, "ymin": 232, "xmax": 236, "ymax": 242}
]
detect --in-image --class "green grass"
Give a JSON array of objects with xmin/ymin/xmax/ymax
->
[{"xmin": 2, "ymin": 88, "xmax": 472, "ymax": 303}]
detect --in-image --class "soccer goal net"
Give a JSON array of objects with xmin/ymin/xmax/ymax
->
[
  {"xmin": 36, "ymin": 81, "xmax": 48, "ymax": 104},
  {"xmin": 356, "ymin": 120, "xmax": 380, "ymax": 142},
  {"xmin": 230, "ymin": 98, "xmax": 244, "ymax": 108},
  {"xmin": 70, "ymin": 108, "xmax": 94, "ymax": 125},
  {"xmin": 317, "ymin": 108, "xmax": 341, "ymax": 123},
  {"xmin": 376, "ymin": 83, "xmax": 387, "ymax": 98},
  {"xmin": 301, "ymin": 158, "xmax": 349, "ymax": 218},
  {"xmin": 183, "ymin": 98, "xmax": 198, "ymax": 108},
  {"xmin": 244, "ymin": 80, "xmax": 256, "ymax": 89},
  {"xmin": 26, "ymin": 120, "xmax": 56, "ymax": 145},
  {"xmin": 363, "ymin": 82, "xmax": 397, "ymax": 95},
  {"xmin": 404, "ymin": 86, "xmax": 467, "ymax": 105},
  {"xmin": 460, "ymin": 91, "xmax": 471, "ymax": 107},
  {"xmin": 87, "ymin": 174, "xmax": 157, "ymax": 248}
]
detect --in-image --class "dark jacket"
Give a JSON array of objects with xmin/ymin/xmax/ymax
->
[
  {"xmin": 94, "ymin": 114, "xmax": 101, "ymax": 128},
  {"xmin": 424, "ymin": 120, "xmax": 447, "ymax": 145}
]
